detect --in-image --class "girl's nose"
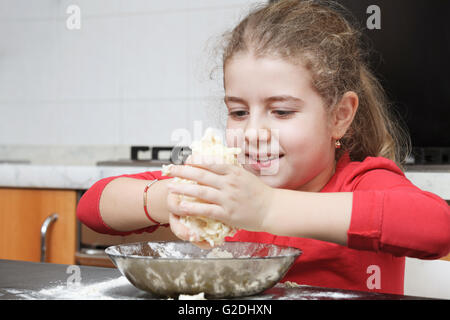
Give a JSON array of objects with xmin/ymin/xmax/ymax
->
[
  {"xmin": 245, "ymin": 127, "xmax": 271, "ymax": 142},
  {"xmin": 244, "ymin": 126, "xmax": 272, "ymax": 153}
]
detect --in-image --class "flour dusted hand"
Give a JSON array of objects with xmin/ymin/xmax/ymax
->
[{"xmin": 163, "ymin": 128, "xmax": 241, "ymax": 247}]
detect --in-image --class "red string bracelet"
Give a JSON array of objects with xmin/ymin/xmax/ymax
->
[{"xmin": 143, "ymin": 180, "xmax": 169, "ymax": 227}]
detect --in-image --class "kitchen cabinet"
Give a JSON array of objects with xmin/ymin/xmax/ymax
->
[{"xmin": 0, "ymin": 188, "xmax": 77, "ymax": 264}]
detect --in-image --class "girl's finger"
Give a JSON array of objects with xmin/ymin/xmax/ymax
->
[
  {"xmin": 167, "ymin": 165, "xmax": 224, "ymax": 189},
  {"xmin": 171, "ymin": 197, "xmax": 225, "ymax": 221},
  {"xmin": 166, "ymin": 192, "xmax": 182, "ymax": 214},
  {"xmin": 191, "ymin": 241, "xmax": 214, "ymax": 250},
  {"xmin": 168, "ymin": 213, "xmax": 199, "ymax": 242},
  {"xmin": 168, "ymin": 213, "xmax": 213, "ymax": 250},
  {"xmin": 186, "ymin": 154, "xmax": 234, "ymax": 175},
  {"xmin": 167, "ymin": 182, "xmax": 222, "ymax": 205}
]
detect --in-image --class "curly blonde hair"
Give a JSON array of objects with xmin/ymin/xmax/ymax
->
[{"xmin": 220, "ymin": 0, "xmax": 411, "ymax": 168}]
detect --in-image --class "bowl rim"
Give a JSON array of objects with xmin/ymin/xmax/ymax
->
[{"xmin": 104, "ymin": 240, "xmax": 302, "ymax": 261}]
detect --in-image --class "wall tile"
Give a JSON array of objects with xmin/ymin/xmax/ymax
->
[
  {"xmin": 0, "ymin": 102, "xmax": 121, "ymax": 145},
  {"xmin": 118, "ymin": 12, "xmax": 189, "ymax": 100},
  {"xmin": 118, "ymin": 0, "xmax": 188, "ymax": 13},
  {"xmin": 184, "ymin": 0, "xmax": 264, "ymax": 10},
  {"xmin": 118, "ymin": 99, "xmax": 190, "ymax": 145},
  {"xmin": 0, "ymin": 19, "xmax": 59, "ymax": 101},
  {"xmin": 0, "ymin": 0, "xmax": 58, "ymax": 20},
  {"xmin": 55, "ymin": 15, "xmax": 122, "ymax": 100},
  {"xmin": 0, "ymin": 0, "xmax": 262, "ymax": 157},
  {"xmin": 185, "ymin": 5, "xmax": 252, "ymax": 99}
]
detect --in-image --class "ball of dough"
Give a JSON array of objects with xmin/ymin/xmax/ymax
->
[{"xmin": 163, "ymin": 128, "xmax": 241, "ymax": 246}]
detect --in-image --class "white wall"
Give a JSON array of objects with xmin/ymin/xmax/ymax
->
[{"xmin": 0, "ymin": 0, "xmax": 264, "ymax": 148}]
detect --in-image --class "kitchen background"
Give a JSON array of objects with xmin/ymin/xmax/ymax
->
[
  {"xmin": 0, "ymin": 0, "xmax": 256, "ymax": 165},
  {"xmin": 0, "ymin": 0, "xmax": 449, "ymax": 299}
]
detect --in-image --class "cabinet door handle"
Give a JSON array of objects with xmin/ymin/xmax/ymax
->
[{"xmin": 40, "ymin": 213, "xmax": 59, "ymax": 262}]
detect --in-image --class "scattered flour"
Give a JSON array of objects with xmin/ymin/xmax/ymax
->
[
  {"xmin": 306, "ymin": 291, "xmax": 360, "ymax": 299},
  {"xmin": 2, "ymin": 278, "xmax": 361, "ymax": 300},
  {"xmin": 178, "ymin": 292, "xmax": 206, "ymax": 300},
  {"xmin": 38, "ymin": 276, "xmax": 133, "ymax": 300},
  {"xmin": 275, "ymin": 283, "xmax": 361, "ymax": 300},
  {"xmin": 278, "ymin": 290, "xmax": 361, "ymax": 300},
  {"xmin": 2, "ymin": 276, "xmax": 145, "ymax": 300},
  {"xmin": 206, "ymin": 248, "xmax": 234, "ymax": 258}
]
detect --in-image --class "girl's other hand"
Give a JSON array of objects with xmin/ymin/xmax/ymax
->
[
  {"xmin": 165, "ymin": 154, "xmax": 275, "ymax": 233},
  {"xmin": 166, "ymin": 193, "xmax": 213, "ymax": 250}
]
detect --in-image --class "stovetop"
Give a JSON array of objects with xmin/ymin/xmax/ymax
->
[
  {"xmin": 96, "ymin": 159, "xmax": 171, "ymax": 167},
  {"xmin": 96, "ymin": 146, "xmax": 191, "ymax": 167}
]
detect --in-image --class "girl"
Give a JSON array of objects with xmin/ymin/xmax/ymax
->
[{"xmin": 77, "ymin": 0, "xmax": 450, "ymax": 295}]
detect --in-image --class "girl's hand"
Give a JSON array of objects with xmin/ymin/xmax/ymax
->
[
  {"xmin": 166, "ymin": 177, "xmax": 215, "ymax": 249},
  {"xmin": 165, "ymin": 154, "xmax": 275, "ymax": 233},
  {"xmin": 167, "ymin": 211, "xmax": 213, "ymax": 249}
]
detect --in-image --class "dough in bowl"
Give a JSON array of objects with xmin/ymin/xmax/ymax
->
[{"xmin": 162, "ymin": 128, "xmax": 241, "ymax": 246}]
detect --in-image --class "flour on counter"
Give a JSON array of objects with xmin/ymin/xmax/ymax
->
[
  {"xmin": 38, "ymin": 276, "xmax": 132, "ymax": 299},
  {"xmin": 274, "ymin": 283, "xmax": 361, "ymax": 300},
  {"xmin": 305, "ymin": 291, "xmax": 360, "ymax": 299},
  {"xmin": 2, "ymin": 279, "xmax": 362, "ymax": 300},
  {"xmin": 279, "ymin": 291, "xmax": 360, "ymax": 300},
  {"xmin": 178, "ymin": 292, "xmax": 206, "ymax": 300},
  {"xmin": 3, "ymin": 276, "xmax": 151, "ymax": 300}
]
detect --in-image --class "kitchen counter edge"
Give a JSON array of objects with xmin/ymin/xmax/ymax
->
[{"xmin": 0, "ymin": 163, "xmax": 449, "ymax": 199}]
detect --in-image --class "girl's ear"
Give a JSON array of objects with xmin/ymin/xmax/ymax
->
[{"xmin": 331, "ymin": 91, "xmax": 359, "ymax": 139}]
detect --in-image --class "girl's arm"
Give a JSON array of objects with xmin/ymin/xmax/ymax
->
[
  {"xmin": 347, "ymin": 175, "xmax": 450, "ymax": 259},
  {"xmin": 166, "ymin": 162, "xmax": 353, "ymax": 245},
  {"xmin": 242, "ymin": 184, "xmax": 449, "ymax": 259},
  {"xmin": 167, "ymin": 159, "xmax": 450, "ymax": 259},
  {"xmin": 76, "ymin": 171, "xmax": 173, "ymax": 235},
  {"xmin": 99, "ymin": 177, "xmax": 172, "ymax": 232},
  {"xmin": 262, "ymin": 190, "xmax": 352, "ymax": 246},
  {"xmin": 261, "ymin": 187, "xmax": 450, "ymax": 259}
]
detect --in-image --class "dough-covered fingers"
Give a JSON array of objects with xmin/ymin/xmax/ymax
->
[
  {"xmin": 166, "ymin": 191, "xmax": 182, "ymax": 214},
  {"xmin": 164, "ymin": 165, "xmax": 223, "ymax": 189},
  {"xmin": 191, "ymin": 241, "xmax": 214, "ymax": 250},
  {"xmin": 167, "ymin": 182, "xmax": 222, "ymax": 205},
  {"xmin": 168, "ymin": 213, "xmax": 199, "ymax": 242},
  {"xmin": 185, "ymin": 154, "xmax": 236, "ymax": 175},
  {"xmin": 163, "ymin": 127, "xmax": 241, "ymax": 247},
  {"xmin": 168, "ymin": 191, "xmax": 224, "ymax": 221}
]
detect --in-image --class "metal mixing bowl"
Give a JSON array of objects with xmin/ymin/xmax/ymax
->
[{"xmin": 105, "ymin": 241, "xmax": 301, "ymax": 299}]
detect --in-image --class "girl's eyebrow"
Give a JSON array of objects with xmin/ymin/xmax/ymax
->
[{"xmin": 224, "ymin": 95, "xmax": 304, "ymax": 105}]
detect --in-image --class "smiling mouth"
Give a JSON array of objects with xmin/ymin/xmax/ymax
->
[{"xmin": 245, "ymin": 153, "xmax": 285, "ymax": 163}]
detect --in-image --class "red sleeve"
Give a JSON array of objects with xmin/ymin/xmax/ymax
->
[
  {"xmin": 346, "ymin": 158, "xmax": 450, "ymax": 259},
  {"xmin": 76, "ymin": 170, "xmax": 172, "ymax": 236}
]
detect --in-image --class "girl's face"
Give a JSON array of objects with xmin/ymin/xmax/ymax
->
[{"xmin": 224, "ymin": 53, "xmax": 336, "ymax": 192}]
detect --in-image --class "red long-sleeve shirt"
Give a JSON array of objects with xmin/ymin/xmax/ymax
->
[{"xmin": 76, "ymin": 152, "xmax": 450, "ymax": 295}]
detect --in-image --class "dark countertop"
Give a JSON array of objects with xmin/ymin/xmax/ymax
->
[
  {"xmin": 0, "ymin": 259, "xmax": 429, "ymax": 300},
  {"xmin": 405, "ymin": 164, "xmax": 450, "ymax": 172}
]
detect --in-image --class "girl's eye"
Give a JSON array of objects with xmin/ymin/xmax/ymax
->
[
  {"xmin": 228, "ymin": 110, "xmax": 248, "ymax": 118},
  {"xmin": 273, "ymin": 110, "xmax": 295, "ymax": 117},
  {"xmin": 228, "ymin": 110, "xmax": 295, "ymax": 119}
]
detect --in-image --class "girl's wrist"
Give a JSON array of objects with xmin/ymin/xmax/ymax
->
[
  {"xmin": 143, "ymin": 180, "xmax": 161, "ymax": 225},
  {"xmin": 144, "ymin": 179, "xmax": 171, "ymax": 226}
]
